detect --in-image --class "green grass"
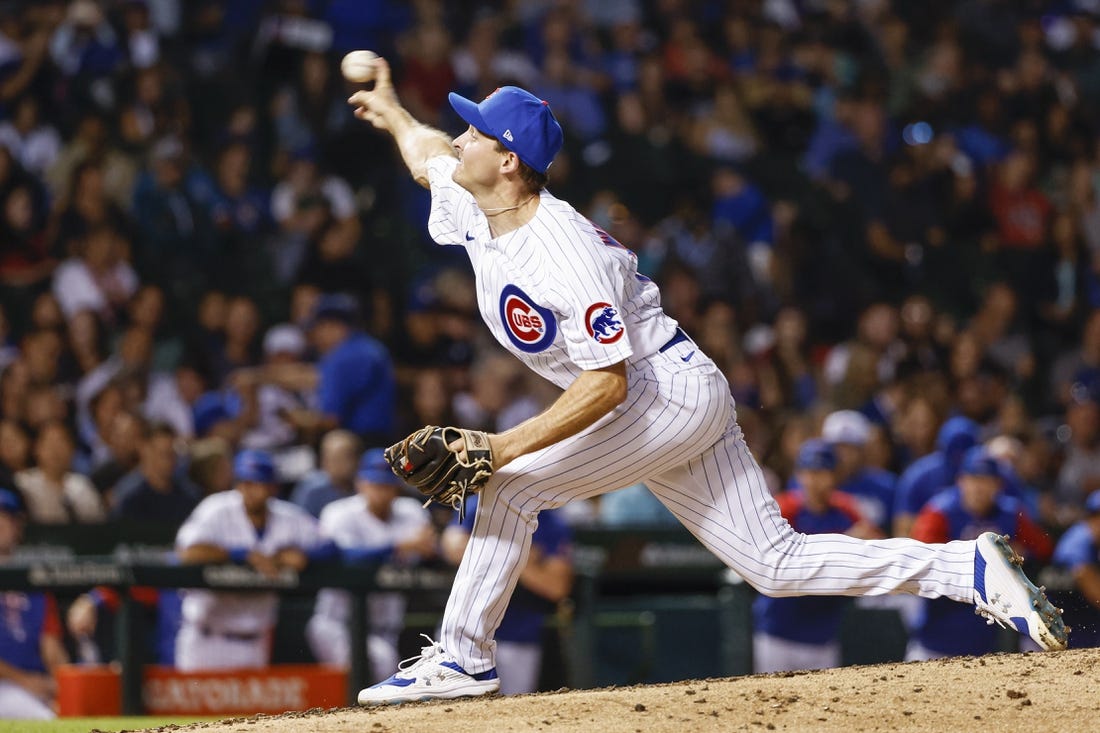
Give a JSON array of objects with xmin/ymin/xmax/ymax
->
[{"xmin": 0, "ymin": 718, "xmax": 220, "ymax": 733}]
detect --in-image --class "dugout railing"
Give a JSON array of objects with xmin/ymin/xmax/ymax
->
[{"xmin": 1, "ymin": 521, "xmax": 1053, "ymax": 713}]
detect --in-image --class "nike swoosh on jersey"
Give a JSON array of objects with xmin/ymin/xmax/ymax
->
[
  {"xmin": 465, "ymin": 232, "xmax": 474, "ymax": 241},
  {"xmin": 681, "ymin": 351, "xmax": 695, "ymax": 362}
]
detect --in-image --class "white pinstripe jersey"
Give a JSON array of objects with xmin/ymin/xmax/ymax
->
[
  {"xmin": 175, "ymin": 490, "xmax": 323, "ymax": 634},
  {"xmin": 426, "ymin": 156, "xmax": 679, "ymax": 389}
]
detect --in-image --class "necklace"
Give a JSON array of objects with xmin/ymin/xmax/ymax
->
[{"xmin": 480, "ymin": 194, "xmax": 537, "ymax": 215}]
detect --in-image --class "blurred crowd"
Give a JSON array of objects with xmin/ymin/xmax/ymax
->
[{"xmin": 0, "ymin": 0, "xmax": 1099, "ymax": 703}]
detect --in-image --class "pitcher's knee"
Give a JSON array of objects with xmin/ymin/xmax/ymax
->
[
  {"xmin": 742, "ymin": 533, "xmax": 812, "ymax": 597},
  {"xmin": 487, "ymin": 471, "xmax": 566, "ymax": 514}
]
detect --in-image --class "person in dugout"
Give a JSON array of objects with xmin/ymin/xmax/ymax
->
[
  {"xmin": 907, "ymin": 446, "xmax": 1053, "ymax": 660},
  {"xmin": 752, "ymin": 439, "xmax": 879, "ymax": 673},
  {"xmin": 1052, "ymin": 490, "xmax": 1100, "ymax": 648},
  {"xmin": 0, "ymin": 488, "xmax": 69, "ymax": 719}
]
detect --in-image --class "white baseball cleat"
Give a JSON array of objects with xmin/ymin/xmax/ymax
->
[
  {"xmin": 973, "ymin": 532, "xmax": 1069, "ymax": 651},
  {"xmin": 357, "ymin": 635, "xmax": 500, "ymax": 705}
]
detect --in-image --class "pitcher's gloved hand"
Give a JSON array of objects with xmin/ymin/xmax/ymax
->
[{"xmin": 384, "ymin": 426, "xmax": 493, "ymax": 519}]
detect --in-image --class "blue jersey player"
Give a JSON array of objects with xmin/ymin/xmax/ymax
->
[
  {"xmin": 0, "ymin": 489, "xmax": 69, "ymax": 719},
  {"xmin": 908, "ymin": 447, "xmax": 1053, "ymax": 659},
  {"xmin": 1052, "ymin": 490, "xmax": 1100, "ymax": 648},
  {"xmin": 754, "ymin": 440, "xmax": 870, "ymax": 672}
]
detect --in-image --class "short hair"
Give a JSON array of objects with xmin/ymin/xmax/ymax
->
[
  {"xmin": 493, "ymin": 139, "xmax": 549, "ymax": 193},
  {"xmin": 142, "ymin": 420, "xmax": 177, "ymax": 443},
  {"xmin": 321, "ymin": 428, "xmax": 362, "ymax": 457},
  {"xmin": 35, "ymin": 419, "xmax": 73, "ymax": 447},
  {"xmin": 188, "ymin": 436, "xmax": 232, "ymax": 492}
]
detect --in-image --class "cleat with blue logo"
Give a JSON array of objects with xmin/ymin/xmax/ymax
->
[
  {"xmin": 973, "ymin": 532, "xmax": 1069, "ymax": 651},
  {"xmin": 357, "ymin": 635, "xmax": 500, "ymax": 705}
]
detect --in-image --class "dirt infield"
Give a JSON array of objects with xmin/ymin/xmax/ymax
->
[{"xmin": 133, "ymin": 648, "xmax": 1099, "ymax": 733}]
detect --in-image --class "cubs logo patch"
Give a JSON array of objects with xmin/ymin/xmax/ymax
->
[
  {"xmin": 585, "ymin": 302, "xmax": 624, "ymax": 344},
  {"xmin": 499, "ymin": 284, "xmax": 557, "ymax": 353}
]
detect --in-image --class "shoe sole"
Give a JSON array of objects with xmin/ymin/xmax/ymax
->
[
  {"xmin": 358, "ymin": 682, "xmax": 500, "ymax": 706},
  {"xmin": 977, "ymin": 533, "xmax": 1069, "ymax": 651}
]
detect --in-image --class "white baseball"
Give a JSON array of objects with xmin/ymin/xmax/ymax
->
[{"xmin": 341, "ymin": 50, "xmax": 379, "ymax": 83}]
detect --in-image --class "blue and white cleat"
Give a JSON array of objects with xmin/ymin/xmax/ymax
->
[
  {"xmin": 357, "ymin": 635, "xmax": 500, "ymax": 705},
  {"xmin": 973, "ymin": 532, "xmax": 1069, "ymax": 651}
]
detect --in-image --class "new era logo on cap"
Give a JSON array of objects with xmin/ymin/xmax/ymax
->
[{"xmin": 503, "ymin": 130, "xmax": 513, "ymax": 142}]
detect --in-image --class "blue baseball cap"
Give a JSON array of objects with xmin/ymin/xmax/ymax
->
[
  {"xmin": 306, "ymin": 293, "xmax": 359, "ymax": 329},
  {"xmin": 357, "ymin": 448, "xmax": 402, "ymax": 486},
  {"xmin": 0, "ymin": 488, "xmax": 22, "ymax": 515},
  {"xmin": 233, "ymin": 449, "xmax": 277, "ymax": 484},
  {"xmin": 959, "ymin": 446, "xmax": 1001, "ymax": 479},
  {"xmin": 937, "ymin": 416, "xmax": 979, "ymax": 455},
  {"xmin": 448, "ymin": 86, "xmax": 564, "ymax": 174},
  {"xmin": 192, "ymin": 390, "xmax": 242, "ymax": 437},
  {"xmin": 795, "ymin": 439, "xmax": 837, "ymax": 471}
]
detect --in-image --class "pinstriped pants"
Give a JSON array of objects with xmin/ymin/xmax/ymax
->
[{"xmin": 440, "ymin": 342, "xmax": 977, "ymax": 674}]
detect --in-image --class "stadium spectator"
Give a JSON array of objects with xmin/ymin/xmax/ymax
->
[
  {"xmin": 0, "ymin": 419, "xmax": 31, "ymax": 489},
  {"xmin": 453, "ymin": 350, "xmax": 542, "ymax": 432},
  {"xmin": 88, "ymin": 408, "xmax": 144, "ymax": 499},
  {"xmin": 269, "ymin": 147, "xmax": 360, "ymax": 286},
  {"xmin": 207, "ymin": 295, "xmax": 261, "ymax": 384},
  {"xmin": 125, "ymin": 284, "xmax": 181, "ymax": 371},
  {"xmin": 186, "ymin": 380, "xmax": 259, "ymax": 448},
  {"xmin": 130, "ymin": 135, "xmax": 213, "ymax": 298},
  {"xmin": 15, "ymin": 420, "xmax": 104, "ymax": 524},
  {"xmin": 66, "ymin": 308, "xmax": 106, "ymax": 378},
  {"xmin": 1049, "ymin": 309, "xmax": 1100, "ymax": 409},
  {"xmin": 0, "ymin": 181, "xmax": 55, "ymax": 330},
  {"xmin": 48, "ymin": 0, "xmax": 124, "ymax": 83},
  {"xmin": 290, "ymin": 428, "xmax": 361, "ymax": 518},
  {"xmin": 110, "ymin": 422, "xmax": 199, "ymax": 524},
  {"xmin": 0, "ymin": 488, "xmax": 68, "ymax": 719},
  {"xmin": 892, "ymin": 416, "xmax": 979, "ymax": 537},
  {"xmin": 0, "ymin": 95, "xmax": 59, "ymax": 177},
  {"xmin": 818, "ymin": 410, "xmax": 895, "ymax": 536},
  {"xmin": 238, "ymin": 323, "xmax": 312, "ymax": 452},
  {"xmin": 0, "ymin": 8, "xmax": 51, "ymax": 109},
  {"xmin": 50, "ymin": 224, "xmax": 138, "ymax": 324},
  {"xmin": 306, "ymin": 448, "xmax": 436, "ymax": 681},
  {"xmin": 143, "ymin": 357, "xmax": 212, "ymax": 440},
  {"xmin": 45, "ymin": 110, "xmax": 137, "ymax": 210},
  {"xmin": 890, "ymin": 393, "xmax": 942, "ymax": 470},
  {"xmin": 205, "ymin": 142, "xmax": 271, "ymax": 292},
  {"xmin": 65, "ymin": 585, "xmax": 182, "ymax": 668},
  {"xmin": 186, "ymin": 436, "xmax": 234, "ymax": 498},
  {"xmin": 1053, "ymin": 385, "xmax": 1100, "ymax": 526},
  {"xmin": 442, "ymin": 494, "xmax": 573, "ymax": 694},
  {"xmin": 116, "ymin": 64, "xmax": 181, "ymax": 153},
  {"xmin": 174, "ymin": 448, "xmax": 327, "ymax": 671},
  {"xmin": 907, "ymin": 447, "xmax": 1053, "ymax": 659},
  {"xmin": 257, "ymin": 293, "xmax": 396, "ymax": 445},
  {"xmin": 396, "ymin": 21, "xmax": 456, "ymax": 127},
  {"xmin": 75, "ymin": 325, "xmax": 153, "ymax": 431}
]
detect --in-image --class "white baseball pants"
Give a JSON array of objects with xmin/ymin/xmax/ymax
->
[
  {"xmin": 753, "ymin": 632, "xmax": 841, "ymax": 673},
  {"xmin": 0, "ymin": 679, "xmax": 54, "ymax": 719},
  {"xmin": 305, "ymin": 612, "xmax": 400, "ymax": 684},
  {"xmin": 495, "ymin": 641, "xmax": 541, "ymax": 695},
  {"xmin": 440, "ymin": 345, "xmax": 977, "ymax": 674},
  {"xmin": 174, "ymin": 623, "xmax": 270, "ymax": 671}
]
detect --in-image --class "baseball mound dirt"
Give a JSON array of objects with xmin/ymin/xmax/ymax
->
[{"xmin": 134, "ymin": 648, "xmax": 1099, "ymax": 733}]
